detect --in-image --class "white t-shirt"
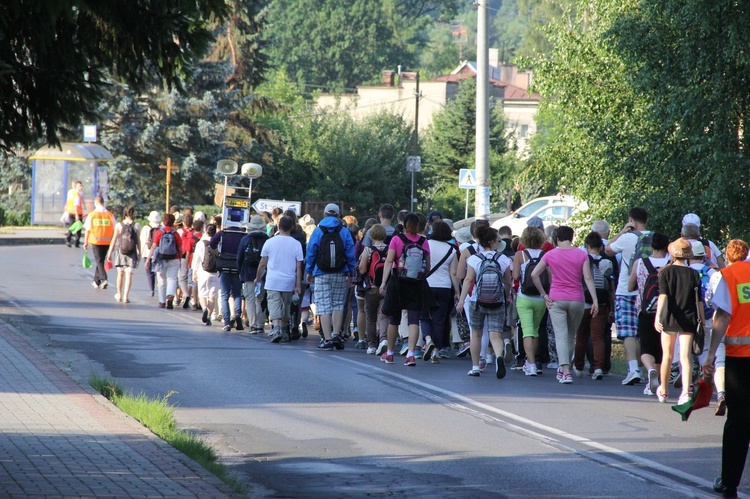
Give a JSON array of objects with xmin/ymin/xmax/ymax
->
[
  {"xmin": 609, "ymin": 230, "xmax": 651, "ymax": 296},
  {"xmin": 260, "ymin": 234, "xmax": 303, "ymax": 292},
  {"xmin": 710, "ymin": 275, "xmax": 731, "ymax": 314},
  {"xmin": 427, "ymin": 240, "xmax": 455, "ymax": 289},
  {"xmin": 466, "ymin": 249, "xmax": 511, "ymax": 302}
]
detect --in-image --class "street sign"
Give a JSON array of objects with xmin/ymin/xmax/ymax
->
[
  {"xmin": 459, "ymin": 168, "xmax": 477, "ymax": 189},
  {"xmin": 252, "ymin": 199, "xmax": 302, "ymax": 214},
  {"xmin": 406, "ymin": 156, "xmax": 421, "ymax": 172},
  {"xmin": 83, "ymin": 125, "xmax": 97, "ymax": 142}
]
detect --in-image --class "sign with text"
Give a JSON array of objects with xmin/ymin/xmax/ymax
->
[{"xmin": 252, "ymin": 199, "xmax": 302, "ymax": 214}]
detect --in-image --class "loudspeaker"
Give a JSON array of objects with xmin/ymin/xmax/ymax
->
[
  {"xmin": 216, "ymin": 159, "xmax": 238, "ymax": 175},
  {"xmin": 241, "ymin": 163, "xmax": 262, "ymax": 179}
]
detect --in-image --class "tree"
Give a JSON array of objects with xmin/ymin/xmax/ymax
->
[
  {"xmin": 265, "ymin": 0, "xmax": 459, "ymax": 91},
  {"xmin": 0, "ymin": 153, "xmax": 31, "ymax": 225},
  {"xmin": 0, "ymin": 0, "xmax": 229, "ymax": 151}
]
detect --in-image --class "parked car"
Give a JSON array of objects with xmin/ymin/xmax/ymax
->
[{"xmin": 491, "ymin": 195, "xmax": 586, "ymax": 236}]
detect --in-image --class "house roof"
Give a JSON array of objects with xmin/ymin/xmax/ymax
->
[{"xmin": 429, "ymin": 63, "xmax": 540, "ymax": 101}]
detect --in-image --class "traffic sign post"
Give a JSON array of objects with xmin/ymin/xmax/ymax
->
[
  {"xmin": 406, "ymin": 156, "xmax": 421, "ymax": 212},
  {"xmin": 459, "ymin": 168, "xmax": 477, "ymax": 219},
  {"xmin": 252, "ymin": 199, "xmax": 302, "ymax": 215}
]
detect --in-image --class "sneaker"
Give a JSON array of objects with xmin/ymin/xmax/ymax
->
[
  {"xmin": 422, "ymin": 341, "xmax": 435, "ymax": 361},
  {"xmin": 332, "ymin": 335, "xmax": 345, "ymax": 350},
  {"xmin": 511, "ymin": 359, "xmax": 524, "ymax": 371},
  {"xmin": 376, "ymin": 340, "xmax": 388, "ymax": 356},
  {"xmin": 622, "ymin": 370, "xmax": 641, "ymax": 386},
  {"xmin": 205, "ymin": 318, "xmax": 212, "ymax": 326},
  {"xmin": 503, "ymin": 342, "xmax": 514, "ymax": 365},
  {"xmin": 279, "ymin": 331, "xmax": 291, "ymax": 343},
  {"xmin": 202, "ymin": 309, "xmax": 209, "ymax": 324},
  {"xmin": 366, "ymin": 347, "xmax": 376, "ymax": 355},
  {"xmin": 572, "ymin": 366, "xmax": 584, "ymax": 378},
  {"xmin": 486, "ymin": 353, "xmax": 496, "ymax": 365},
  {"xmin": 713, "ymin": 478, "xmax": 738, "ymax": 499},
  {"xmin": 479, "ymin": 358, "xmax": 487, "ymax": 372},
  {"xmin": 158, "ymin": 302, "xmax": 166, "ymax": 308},
  {"xmin": 657, "ymin": 388, "xmax": 668, "ymax": 403},
  {"xmin": 643, "ymin": 385, "xmax": 655, "ymax": 396},
  {"xmin": 318, "ymin": 339, "xmax": 334, "ymax": 350},
  {"xmin": 430, "ymin": 353, "xmax": 440, "ymax": 364},
  {"xmin": 547, "ymin": 362, "xmax": 559, "ymax": 369},
  {"xmin": 438, "ymin": 347, "xmax": 451, "ymax": 359},
  {"xmin": 592, "ymin": 369, "xmax": 604, "ymax": 381},
  {"xmin": 301, "ymin": 322, "xmax": 308, "ymax": 338},
  {"xmin": 290, "ymin": 326, "xmax": 301, "ymax": 341},
  {"xmin": 556, "ymin": 367, "xmax": 564, "ymax": 381},
  {"xmin": 355, "ymin": 340, "xmax": 367, "ymax": 349},
  {"xmin": 523, "ymin": 361, "xmax": 538, "ymax": 377},
  {"xmin": 380, "ymin": 352, "xmax": 394, "ymax": 364},
  {"xmin": 414, "ymin": 347, "xmax": 423, "ymax": 358},
  {"xmin": 457, "ymin": 342, "xmax": 471, "ymax": 358},
  {"xmin": 182, "ymin": 297, "xmax": 191, "ymax": 309},
  {"xmin": 222, "ymin": 324, "xmax": 232, "ymax": 332},
  {"xmin": 234, "ymin": 316, "xmax": 244, "ymax": 331},
  {"xmin": 404, "ymin": 356, "xmax": 416, "ymax": 366},
  {"xmin": 648, "ymin": 369, "xmax": 659, "ymax": 394},
  {"xmin": 91, "ymin": 281, "xmax": 99, "ymax": 288},
  {"xmin": 399, "ymin": 343, "xmax": 409, "ymax": 356},
  {"xmin": 715, "ymin": 392, "xmax": 727, "ymax": 416},
  {"xmin": 467, "ymin": 368, "xmax": 481, "ymax": 377},
  {"xmin": 677, "ymin": 394, "xmax": 691, "ymax": 405},
  {"xmin": 100, "ymin": 280, "xmax": 108, "ymax": 290},
  {"xmin": 166, "ymin": 295, "xmax": 174, "ymax": 309},
  {"xmin": 559, "ymin": 373, "xmax": 573, "ymax": 384},
  {"xmin": 271, "ymin": 329, "xmax": 283, "ymax": 343},
  {"xmin": 536, "ymin": 361, "xmax": 543, "ymax": 374},
  {"xmin": 495, "ymin": 357, "xmax": 506, "ymax": 379}
]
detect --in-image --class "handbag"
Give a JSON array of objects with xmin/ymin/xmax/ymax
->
[{"xmin": 692, "ymin": 286, "xmax": 705, "ymax": 356}]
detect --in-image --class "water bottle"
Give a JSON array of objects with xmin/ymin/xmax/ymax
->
[{"xmin": 254, "ymin": 282, "xmax": 262, "ymax": 296}]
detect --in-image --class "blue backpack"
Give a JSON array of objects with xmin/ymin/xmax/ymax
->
[{"xmin": 697, "ymin": 265, "xmax": 713, "ymax": 317}]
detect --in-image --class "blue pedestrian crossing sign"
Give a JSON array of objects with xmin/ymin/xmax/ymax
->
[{"xmin": 459, "ymin": 169, "xmax": 477, "ymax": 189}]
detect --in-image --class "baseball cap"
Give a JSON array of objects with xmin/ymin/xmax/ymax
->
[
  {"xmin": 148, "ymin": 211, "xmax": 161, "ymax": 227},
  {"xmin": 527, "ymin": 216, "xmax": 544, "ymax": 229},
  {"xmin": 682, "ymin": 213, "xmax": 701, "ymax": 227},
  {"xmin": 428, "ymin": 210, "xmax": 442, "ymax": 222},
  {"xmin": 324, "ymin": 203, "xmax": 340, "ymax": 216}
]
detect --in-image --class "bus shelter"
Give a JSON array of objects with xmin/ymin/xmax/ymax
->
[{"xmin": 29, "ymin": 143, "xmax": 113, "ymax": 225}]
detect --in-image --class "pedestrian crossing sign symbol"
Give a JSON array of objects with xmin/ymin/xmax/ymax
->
[{"xmin": 459, "ymin": 169, "xmax": 477, "ymax": 189}]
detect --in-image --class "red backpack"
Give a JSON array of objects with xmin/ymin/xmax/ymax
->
[
  {"xmin": 180, "ymin": 229, "xmax": 195, "ymax": 256},
  {"xmin": 368, "ymin": 246, "xmax": 389, "ymax": 286}
]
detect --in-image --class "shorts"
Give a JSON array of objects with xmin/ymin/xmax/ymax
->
[
  {"xmin": 197, "ymin": 270, "xmax": 219, "ymax": 298},
  {"xmin": 468, "ymin": 301, "xmax": 505, "ymax": 333},
  {"xmin": 313, "ymin": 273, "xmax": 349, "ymax": 315},
  {"xmin": 615, "ymin": 295, "xmax": 639, "ymax": 339},
  {"xmin": 267, "ymin": 290, "xmax": 293, "ymax": 322},
  {"xmin": 637, "ymin": 312, "xmax": 662, "ymax": 361}
]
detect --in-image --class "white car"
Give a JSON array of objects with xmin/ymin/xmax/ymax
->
[{"xmin": 491, "ymin": 195, "xmax": 586, "ymax": 236}]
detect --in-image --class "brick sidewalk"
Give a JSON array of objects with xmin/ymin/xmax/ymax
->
[{"xmin": 0, "ymin": 321, "xmax": 234, "ymax": 497}]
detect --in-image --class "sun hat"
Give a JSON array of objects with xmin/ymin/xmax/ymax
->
[
  {"xmin": 324, "ymin": 203, "xmax": 340, "ymax": 216},
  {"xmin": 299, "ymin": 214, "xmax": 315, "ymax": 228},
  {"xmin": 148, "ymin": 211, "xmax": 162, "ymax": 228},
  {"xmin": 246, "ymin": 215, "xmax": 267, "ymax": 232},
  {"xmin": 682, "ymin": 213, "xmax": 701, "ymax": 227},
  {"xmin": 454, "ymin": 226, "xmax": 472, "ymax": 244},
  {"xmin": 669, "ymin": 238, "xmax": 693, "ymax": 259},
  {"xmin": 526, "ymin": 216, "xmax": 544, "ymax": 229},
  {"xmin": 691, "ymin": 240, "xmax": 706, "ymax": 258},
  {"xmin": 193, "ymin": 211, "xmax": 206, "ymax": 222}
]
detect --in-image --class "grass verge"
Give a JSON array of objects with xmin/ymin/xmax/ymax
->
[{"xmin": 90, "ymin": 376, "xmax": 245, "ymax": 493}]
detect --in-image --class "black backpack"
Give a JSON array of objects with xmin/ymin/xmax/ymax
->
[
  {"xmin": 316, "ymin": 225, "xmax": 346, "ymax": 272},
  {"xmin": 641, "ymin": 257, "xmax": 663, "ymax": 314},
  {"xmin": 520, "ymin": 249, "xmax": 549, "ymax": 296},
  {"xmin": 202, "ymin": 241, "xmax": 218, "ymax": 273},
  {"xmin": 243, "ymin": 233, "xmax": 266, "ymax": 268},
  {"xmin": 119, "ymin": 224, "xmax": 138, "ymax": 255},
  {"xmin": 216, "ymin": 230, "xmax": 244, "ymax": 273}
]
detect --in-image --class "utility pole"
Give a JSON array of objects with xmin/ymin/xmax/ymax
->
[
  {"xmin": 474, "ymin": 1, "xmax": 491, "ymax": 220},
  {"xmin": 159, "ymin": 158, "xmax": 179, "ymax": 214},
  {"xmin": 405, "ymin": 70, "xmax": 421, "ymax": 213}
]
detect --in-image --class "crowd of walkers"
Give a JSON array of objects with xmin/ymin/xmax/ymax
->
[{"xmin": 68, "ymin": 194, "xmax": 750, "ymax": 498}]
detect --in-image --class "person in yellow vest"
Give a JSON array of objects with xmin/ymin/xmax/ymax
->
[
  {"xmin": 83, "ymin": 195, "xmax": 116, "ymax": 289},
  {"xmin": 64, "ymin": 181, "xmax": 85, "ymax": 248},
  {"xmin": 702, "ymin": 239, "xmax": 750, "ymax": 499}
]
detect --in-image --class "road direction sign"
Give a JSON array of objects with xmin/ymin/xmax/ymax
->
[
  {"xmin": 459, "ymin": 168, "xmax": 477, "ymax": 189},
  {"xmin": 251, "ymin": 199, "xmax": 302, "ymax": 214}
]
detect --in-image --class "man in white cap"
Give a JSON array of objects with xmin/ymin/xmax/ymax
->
[
  {"xmin": 305, "ymin": 203, "xmax": 357, "ymax": 350},
  {"xmin": 681, "ymin": 213, "xmax": 724, "ymax": 268}
]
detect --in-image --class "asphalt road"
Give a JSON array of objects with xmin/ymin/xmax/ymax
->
[{"xmin": 0, "ymin": 244, "xmax": 744, "ymax": 498}]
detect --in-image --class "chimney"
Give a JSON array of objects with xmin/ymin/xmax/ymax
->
[
  {"xmin": 489, "ymin": 48, "xmax": 500, "ymax": 69},
  {"xmin": 381, "ymin": 70, "xmax": 395, "ymax": 87}
]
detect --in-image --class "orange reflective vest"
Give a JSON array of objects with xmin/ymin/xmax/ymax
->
[
  {"xmin": 87, "ymin": 211, "xmax": 115, "ymax": 246},
  {"xmin": 65, "ymin": 189, "xmax": 83, "ymax": 216},
  {"xmin": 721, "ymin": 261, "xmax": 750, "ymax": 357}
]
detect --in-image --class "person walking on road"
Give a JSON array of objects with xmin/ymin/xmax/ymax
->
[
  {"xmin": 83, "ymin": 195, "xmax": 115, "ymax": 289},
  {"xmin": 702, "ymin": 242, "xmax": 750, "ymax": 499},
  {"xmin": 237, "ymin": 215, "xmax": 269, "ymax": 334},
  {"xmin": 150, "ymin": 213, "xmax": 183, "ymax": 309},
  {"xmin": 140, "ymin": 211, "xmax": 161, "ymax": 297},
  {"xmin": 192, "ymin": 223, "xmax": 219, "ymax": 326},
  {"xmin": 105, "ymin": 205, "xmax": 140, "ymax": 303},
  {"xmin": 64, "ymin": 180, "xmax": 85, "ymax": 248}
]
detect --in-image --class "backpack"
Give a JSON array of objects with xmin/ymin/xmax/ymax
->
[
  {"xmin": 396, "ymin": 233, "xmax": 426, "ymax": 281},
  {"xmin": 368, "ymin": 246, "xmax": 389, "ymax": 287},
  {"xmin": 627, "ymin": 231, "xmax": 653, "ymax": 275},
  {"xmin": 216, "ymin": 230, "xmax": 243, "ymax": 272},
  {"xmin": 243, "ymin": 233, "xmax": 266, "ymax": 268},
  {"xmin": 583, "ymin": 255, "xmax": 610, "ymax": 305},
  {"xmin": 202, "ymin": 241, "xmax": 217, "ymax": 273},
  {"xmin": 179, "ymin": 229, "xmax": 195, "ymax": 256},
  {"xmin": 520, "ymin": 249, "xmax": 549, "ymax": 296},
  {"xmin": 698, "ymin": 238, "xmax": 718, "ymax": 269},
  {"xmin": 157, "ymin": 229, "xmax": 178, "ymax": 259},
  {"xmin": 475, "ymin": 252, "xmax": 505, "ymax": 309},
  {"xmin": 119, "ymin": 224, "xmax": 138, "ymax": 255},
  {"xmin": 316, "ymin": 224, "xmax": 346, "ymax": 272},
  {"xmin": 641, "ymin": 257, "xmax": 663, "ymax": 314},
  {"xmin": 697, "ymin": 265, "xmax": 713, "ymax": 317}
]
